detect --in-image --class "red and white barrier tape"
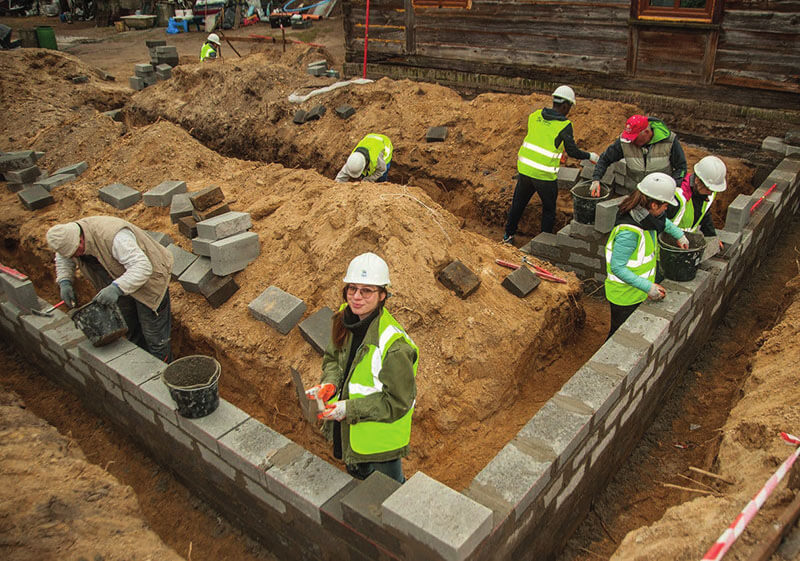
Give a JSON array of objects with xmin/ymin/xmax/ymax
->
[{"xmin": 701, "ymin": 432, "xmax": 800, "ymax": 561}]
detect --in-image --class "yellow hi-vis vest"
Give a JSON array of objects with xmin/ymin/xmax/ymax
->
[
  {"xmin": 621, "ymin": 132, "xmax": 676, "ymax": 191},
  {"xmin": 354, "ymin": 134, "xmax": 393, "ymax": 178},
  {"xmin": 517, "ymin": 109, "xmax": 570, "ymax": 181},
  {"xmin": 604, "ymin": 224, "xmax": 658, "ymax": 306},
  {"xmin": 672, "ymin": 187, "xmax": 714, "ymax": 233},
  {"xmin": 339, "ymin": 307, "xmax": 418, "ymax": 456},
  {"xmin": 200, "ymin": 43, "xmax": 217, "ymax": 61}
]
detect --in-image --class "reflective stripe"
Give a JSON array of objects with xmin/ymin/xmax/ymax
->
[
  {"xmin": 522, "ymin": 141, "xmax": 561, "ymax": 160},
  {"xmin": 517, "ymin": 155, "xmax": 558, "ymax": 175},
  {"xmin": 348, "ymin": 325, "xmax": 404, "ymax": 397},
  {"xmin": 364, "ymin": 134, "xmax": 392, "ymax": 160}
]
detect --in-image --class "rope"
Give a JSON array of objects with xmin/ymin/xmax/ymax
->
[{"xmin": 380, "ymin": 190, "xmax": 452, "ymax": 243}]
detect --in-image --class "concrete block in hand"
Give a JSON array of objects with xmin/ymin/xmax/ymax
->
[
  {"xmin": 129, "ymin": 76, "xmax": 145, "ymax": 91},
  {"xmin": 248, "ymin": 286, "xmax": 306, "ymax": 335},
  {"xmin": 724, "ymin": 194, "xmax": 752, "ymax": 233},
  {"xmin": 335, "ymin": 104, "xmax": 355, "ymax": 119},
  {"xmin": 170, "ymin": 193, "xmax": 193, "ymax": 224},
  {"xmin": 178, "ymin": 256, "xmax": 214, "ymax": 294},
  {"xmin": 166, "ymin": 243, "xmax": 198, "ymax": 280},
  {"xmin": 200, "ymin": 274, "xmax": 239, "ymax": 309},
  {"xmin": 557, "ymin": 166, "xmax": 579, "ymax": 190},
  {"xmin": 305, "ymin": 105, "xmax": 326, "ymax": 121},
  {"xmin": 762, "ymin": 136, "xmax": 787, "ymax": 155},
  {"xmin": 426, "ymin": 126, "xmax": 448, "ymax": 142},
  {"xmin": 595, "ymin": 196, "xmax": 625, "ymax": 234},
  {"xmin": 298, "ymin": 307, "xmax": 333, "ymax": 354},
  {"xmin": 209, "ymin": 232, "xmax": 259, "ymax": 275},
  {"xmin": 437, "ymin": 261, "xmax": 481, "ymax": 299},
  {"xmin": 502, "ymin": 266, "xmax": 540, "ymax": 297},
  {"xmin": 193, "ymin": 202, "xmax": 230, "ymax": 222},
  {"xmin": 196, "ymin": 211, "xmax": 252, "ymax": 241},
  {"xmin": 143, "ymin": 180, "xmax": 187, "ymax": 207},
  {"xmin": 146, "ymin": 230, "xmax": 173, "ymax": 247},
  {"xmin": 293, "ymin": 110, "xmax": 307, "ymax": 125},
  {"xmin": 52, "ymin": 161, "xmax": 88, "ymax": 177},
  {"xmin": 18, "ymin": 186, "xmax": 55, "ymax": 210},
  {"xmin": 189, "ymin": 186, "xmax": 225, "ymax": 211},
  {"xmin": 34, "ymin": 174, "xmax": 74, "ymax": 192},
  {"xmin": 99, "ymin": 183, "xmax": 141, "ymax": 210},
  {"xmin": 5, "ymin": 166, "xmax": 42, "ymax": 184},
  {"xmin": 177, "ymin": 216, "xmax": 197, "ymax": 239},
  {"xmin": 0, "ymin": 275, "xmax": 39, "ymax": 313}
]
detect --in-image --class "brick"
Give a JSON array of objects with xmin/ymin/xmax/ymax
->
[
  {"xmin": 34, "ymin": 174, "xmax": 74, "ymax": 192},
  {"xmin": 196, "ymin": 211, "xmax": 252, "ymax": 241},
  {"xmin": 517, "ymin": 399, "xmax": 592, "ymax": 461},
  {"xmin": 382, "ymin": 472, "xmax": 493, "ymax": 561},
  {"xmin": 501, "ymin": 266, "xmax": 540, "ymax": 297},
  {"xmin": 135, "ymin": 63, "xmax": 154, "ymax": 74},
  {"xmin": 143, "ymin": 180, "xmax": 187, "ymax": 207},
  {"xmin": 20, "ymin": 310, "xmax": 62, "ymax": 341},
  {"xmin": 0, "ymin": 151, "xmax": 36, "ymax": 174},
  {"xmin": 77, "ymin": 338, "xmax": 138, "ymax": 382},
  {"xmin": 557, "ymin": 166, "xmax": 580, "ymax": 190},
  {"xmin": 762, "ymin": 136, "xmax": 787, "ymax": 154},
  {"xmin": 437, "ymin": 260, "xmax": 481, "ymax": 299},
  {"xmin": 305, "ymin": 105, "xmax": 326, "ymax": 121},
  {"xmin": 138, "ymin": 377, "xmax": 178, "ymax": 425},
  {"xmin": 178, "ymin": 256, "xmax": 214, "ymax": 293},
  {"xmin": 524, "ymin": 232, "xmax": 564, "ymax": 260},
  {"xmin": 166, "ymin": 243, "xmax": 198, "ymax": 279},
  {"xmin": 193, "ymin": 202, "xmax": 230, "ymax": 222},
  {"xmin": 188, "ymin": 185, "xmax": 224, "ymax": 211},
  {"xmin": 557, "ymin": 224, "xmax": 590, "ymax": 251},
  {"xmin": 4, "ymin": 165, "xmax": 42, "ymax": 184},
  {"xmin": 52, "ymin": 162, "xmax": 88, "ymax": 177},
  {"xmin": 199, "ymin": 274, "xmax": 239, "ymax": 308},
  {"xmin": 293, "ymin": 110, "xmax": 308, "ymax": 125},
  {"xmin": 17, "ymin": 185, "xmax": 55, "ymax": 210},
  {"xmin": 0, "ymin": 275, "xmax": 39, "ymax": 313},
  {"xmin": 6, "ymin": 182, "xmax": 27, "ymax": 193},
  {"xmin": 129, "ymin": 76, "xmax": 145, "ymax": 91},
  {"xmin": 426, "ymin": 126, "xmax": 448, "ymax": 142},
  {"xmin": 177, "ymin": 398, "xmax": 250, "ymax": 453},
  {"xmin": 723, "ymin": 194, "xmax": 752, "ymax": 233},
  {"xmin": 298, "ymin": 307, "xmax": 333, "ymax": 354},
  {"xmin": 41, "ymin": 321, "xmax": 86, "ymax": 361},
  {"xmin": 169, "ymin": 193, "xmax": 193, "ymax": 224},
  {"xmin": 219, "ymin": 417, "xmax": 290, "ymax": 484},
  {"xmin": 191, "ymin": 237, "xmax": 212, "ymax": 256},
  {"xmin": 248, "ymin": 286, "xmax": 306, "ymax": 335},
  {"xmin": 579, "ymin": 162, "xmax": 595, "ymax": 180},
  {"xmin": 98, "ymin": 183, "xmax": 141, "ymax": 209},
  {"xmin": 568, "ymin": 219, "xmax": 603, "ymax": 241},
  {"xmin": 335, "ymin": 104, "xmax": 355, "ymax": 119},
  {"xmin": 339, "ymin": 472, "xmax": 403, "ymax": 547},
  {"xmin": 558, "ymin": 363, "xmax": 626, "ymax": 424},
  {"xmin": 595, "ymin": 196, "xmax": 625, "ymax": 234},
  {"xmin": 209, "ymin": 232, "xmax": 260, "ymax": 275},
  {"xmin": 107, "ymin": 346, "xmax": 167, "ymax": 394},
  {"xmin": 177, "ymin": 216, "xmax": 197, "ymax": 239}
]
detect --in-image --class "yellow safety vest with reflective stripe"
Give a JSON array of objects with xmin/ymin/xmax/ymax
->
[
  {"xmin": 340, "ymin": 307, "xmax": 418, "ymax": 456},
  {"xmin": 604, "ymin": 224, "xmax": 658, "ymax": 306},
  {"xmin": 353, "ymin": 134, "xmax": 393, "ymax": 178},
  {"xmin": 672, "ymin": 187, "xmax": 714, "ymax": 233},
  {"xmin": 517, "ymin": 109, "xmax": 570, "ymax": 181},
  {"xmin": 200, "ymin": 43, "xmax": 217, "ymax": 61}
]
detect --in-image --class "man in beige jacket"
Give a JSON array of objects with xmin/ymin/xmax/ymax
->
[{"xmin": 46, "ymin": 216, "xmax": 174, "ymax": 362}]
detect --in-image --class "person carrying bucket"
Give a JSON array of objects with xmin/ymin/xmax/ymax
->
[
  {"xmin": 666, "ymin": 155, "xmax": 727, "ymax": 251},
  {"xmin": 604, "ymin": 173, "xmax": 689, "ymax": 338},
  {"xmin": 305, "ymin": 252, "xmax": 418, "ymax": 484}
]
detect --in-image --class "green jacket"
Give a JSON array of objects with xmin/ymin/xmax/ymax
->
[{"xmin": 320, "ymin": 307, "xmax": 418, "ymax": 465}]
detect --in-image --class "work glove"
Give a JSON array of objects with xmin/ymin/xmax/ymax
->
[
  {"xmin": 305, "ymin": 383, "xmax": 336, "ymax": 402},
  {"xmin": 647, "ymin": 283, "xmax": 666, "ymax": 301},
  {"xmin": 677, "ymin": 235, "xmax": 690, "ymax": 249},
  {"xmin": 93, "ymin": 283, "xmax": 122, "ymax": 306},
  {"xmin": 318, "ymin": 400, "xmax": 347, "ymax": 422},
  {"xmin": 58, "ymin": 280, "xmax": 77, "ymax": 308},
  {"xmin": 590, "ymin": 180, "xmax": 602, "ymax": 197},
  {"xmin": 589, "ymin": 152, "xmax": 600, "ymax": 164}
]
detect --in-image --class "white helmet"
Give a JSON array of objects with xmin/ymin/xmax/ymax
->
[
  {"xmin": 343, "ymin": 252, "xmax": 391, "ymax": 286},
  {"xmin": 207, "ymin": 33, "xmax": 221, "ymax": 46},
  {"xmin": 552, "ymin": 85, "xmax": 576, "ymax": 106},
  {"xmin": 344, "ymin": 152, "xmax": 366, "ymax": 178},
  {"xmin": 694, "ymin": 155, "xmax": 727, "ymax": 192},
  {"xmin": 636, "ymin": 172, "xmax": 678, "ymax": 205}
]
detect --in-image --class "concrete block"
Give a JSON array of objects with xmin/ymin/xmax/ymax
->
[
  {"xmin": 569, "ymin": 219, "xmax": 603, "ymax": 241},
  {"xmin": 41, "ymin": 321, "xmax": 86, "ymax": 361},
  {"xmin": 169, "ymin": 193, "xmax": 193, "ymax": 224},
  {"xmin": 98, "ymin": 183, "xmax": 141, "ymax": 209},
  {"xmin": 209, "ymin": 232, "xmax": 260, "ymax": 275},
  {"xmin": 335, "ymin": 104, "xmax": 355, "ymax": 119},
  {"xmin": 774, "ymin": 157, "xmax": 800, "ymax": 187},
  {"xmin": 218, "ymin": 417, "xmax": 290, "ymax": 484},
  {"xmin": 437, "ymin": 260, "xmax": 481, "ymax": 299},
  {"xmin": 33, "ymin": 174, "xmax": 74, "ymax": 192},
  {"xmin": 724, "ymin": 194, "xmax": 752, "ymax": 233},
  {"xmin": 193, "ymin": 202, "xmax": 230, "ymax": 222},
  {"xmin": 298, "ymin": 307, "xmax": 333, "ymax": 354},
  {"xmin": 77, "ymin": 338, "xmax": 138, "ymax": 383},
  {"xmin": 382, "ymin": 472, "xmax": 493, "ymax": 561},
  {"xmin": 155, "ymin": 46, "xmax": 176, "ymax": 55},
  {"xmin": 5, "ymin": 165, "xmax": 42, "ymax": 184},
  {"xmin": 501, "ymin": 266, "xmax": 540, "ymax": 298},
  {"xmin": 557, "ymin": 224, "xmax": 590, "ymax": 251},
  {"xmin": 199, "ymin": 274, "xmax": 239, "ymax": 308},
  {"xmin": 138, "ymin": 376, "xmax": 178, "ymax": 425},
  {"xmin": 19, "ymin": 309, "xmax": 62, "ymax": 342},
  {"xmin": 293, "ymin": 109, "xmax": 307, "ymax": 124},
  {"xmin": 340, "ymin": 472, "xmax": 403, "ymax": 547},
  {"xmin": 426, "ymin": 126, "xmax": 448, "ymax": 142},
  {"xmin": 52, "ymin": 162, "xmax": 88, "ymax": 177},
  {"xmin": 177, "ymin": 216, "xmax": 197, "ymax": 239},
  {"xmin": 189, "ymin": 185, "xmax": 224, "ymax": 211},
  {"xmin": 595, "ymin": 196, "xmax": 625, "ymax": 234},
  {"xmin": 17, "ymin": 185, "xmax": 55, "ymax": 210},
  {"xmin": 129, "ymin": 76, "xmax": 145, "ymax": 91},
  {"xmin": 0, "ymin": 151, "xmax": 36, "ymax": 173},
  {"xmin": 0, "ymin": 275, "xmax": 39, "ymax": 313},
  {"xmin": 107, "ymin": 346, "xmax": 167, "ymax": 394},
  {"xmin": 6, "ymin": 182, "xmax": 28, "ymax": 193},
  {"xmin": 558, "ymin": 363, "xmax": 626, "ymax": 422},
  {"xmin": 762, "ymin": 136, "xmax": 787, "ymax": 154},
  {"xmin": 155, "ymin": 64, "xmax": 172, "ymax": 80},
  {"xmin": 191, "ymin": 237, "xmax": 212, "ymax": 256},
  {"xmin": 135, "ymin": 63, "xmax": 154, "ymax": 74},
  {"xmin": 166, "ymin": 243, "xmax": 198, "ymax": 280},
  {"xmin": 248, "ymin": 286, "xmax": 306, "ymax": 334},
  {"xmin": 196, "ymin": 211, "xmax": 252, "ymax": 241},
  {"xmin": 579, "ymin": 162, "xmax": 595, "ymax": 180},
  {"xmin": 524, "ymin": 232, "xmax": 564, "ymax": 260},
  {"xmin": 143, "ymin": 180, "xmax": 187, "ymax": 207},
  {"xmin": 305, "ymin": 105, "xmax": 326, "ymax": 121},
  {"xmin": 785, "ymin": 130, "xmax": 800, "ymax": 145},
  {"xmin": 617, "ymin": 309, "xmax": 671, "ymax": 352},
  {"xmin": 178, "ymin": 256, "xmax": 214, "ymax": 293},
  {"xmin": 518, "ymin": 399, "xmax": 592, "ymax": 462},
  {"xmin": 146, "ymin": 230, "xmax": 173, "ymax": 248},
  {"xmin": 325, "ymin": 69, "xmax": 340, "ymax": 78},
  {"xmin": 557, "ymin": 166, "xmax": 580, "ymax": 190},
  {"xmin": 177, "ymin": 398, "xmax": 250, "ymax": 454},
  {"xmin": 308, "ymin": 59, "xmax": 327, "ymax": 69}
]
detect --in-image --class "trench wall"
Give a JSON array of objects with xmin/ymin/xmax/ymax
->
[{"xmin": 0, "ymin": 155, "xmax": 798, "ymax": 561}]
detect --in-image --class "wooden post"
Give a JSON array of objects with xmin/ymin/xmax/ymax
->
[{"xmin": 404, "ymin": 0, "xmax": 415, "ymax": 55}]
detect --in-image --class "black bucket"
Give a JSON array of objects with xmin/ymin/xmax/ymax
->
[
  {"xmin": 571, "ymin": 180, "xmax": 611, "ymax": 224},
  {"xmin": 71, "ymin": 301, "xmax": 128, "ymax": 347},
  {"xmin": 659, "ymin": 231, "xmax": 706, "ymax": 282},
  {"xmin": 162, "ymin": 355, "xmax": 220, "ymax": 419}
]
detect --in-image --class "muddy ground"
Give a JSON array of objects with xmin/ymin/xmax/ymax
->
[{"xmin": 0, "ymin": 14, "xmax": 798, "ymax": 561}]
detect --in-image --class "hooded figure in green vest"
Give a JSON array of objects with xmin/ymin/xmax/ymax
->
[
  {"xmin": 200, "ymin": 33, "xmax": 222, "ymax": 62},
  {"xmin": 306, "ymin": 252, "xmax": 417, "ymax": 483},
  {"xmin": 335, "ymin": 134, "xmax": 393, "ymax": 183}
]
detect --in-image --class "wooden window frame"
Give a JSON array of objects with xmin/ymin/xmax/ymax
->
[{"xmin": 632, "ymin": 0, "xmax": 723, "ymax": 24}]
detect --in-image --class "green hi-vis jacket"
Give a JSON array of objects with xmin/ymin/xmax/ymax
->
[
  {"xmin": 517, "ymin": 109, "xmax": 570, "ymax": 181},
  {"xmin": 353, "ymin": 134, "xmax": 393, "ymax": 177}
]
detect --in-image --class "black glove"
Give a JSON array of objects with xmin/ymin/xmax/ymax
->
[
  {"xmin": 93, "ymin": 283, "xmax": 122, "ymax": 306},
  {"xmin": 58, "ymin": 280, "xmax": 77, "ymax": 308}
]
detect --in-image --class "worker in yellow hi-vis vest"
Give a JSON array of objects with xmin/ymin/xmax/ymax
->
[
  {"xmin": 335, "ymin": 134, "xmax": 393, "ymax": 183},
  {"xmin": 200, "ymin": 33, "xmax": 222, "ymax": 62}
]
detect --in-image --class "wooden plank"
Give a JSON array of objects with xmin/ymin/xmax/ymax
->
[
  {"xmin": 405, "ymin": 0, "xmax": 416, "ymax": 53},
  {"xmin": 716, "ymin": 50, "xmax": 800, "ymax": 75},
  {"xmin": 414, "ymin": 28, "xmax": 627, "ymax": 55},
  {"xmin": 722, "ymin": 9, "xmax": 800, "ymax": 28},
  {"xmin": 714, "ymin": 72, "xmax": 800, "ymax": 93}
]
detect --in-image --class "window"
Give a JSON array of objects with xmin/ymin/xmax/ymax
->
[{"xmin": 634, "ymin": 0, "xmax": 721, "ymax": 23}]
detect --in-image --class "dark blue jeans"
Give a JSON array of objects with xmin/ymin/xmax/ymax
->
[
  {"xmin": 347, "ymin": 458, "xmax": 405, "ymax": 484},
  {"xmin": 377, "ymin": 162, "xmax": 391, "ymax": 183},
  {"xmin": 117, "ymin": 290, "xmax": 173, "ymax": 363}
]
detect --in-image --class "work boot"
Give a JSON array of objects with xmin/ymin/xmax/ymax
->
[{"xmin": 502, "ymin": 234, "xmax": 515, "ymax": 245}]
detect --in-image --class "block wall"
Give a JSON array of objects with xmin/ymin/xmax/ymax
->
[{"xmin": 0, "ymin": 157, "xmax": 797, "ymax": 561}]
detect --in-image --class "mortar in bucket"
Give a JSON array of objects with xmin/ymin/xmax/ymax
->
[
  {"xmin": 162, "ymin": 355, "xmax": 220, "ymax": 418},
  {"xmin": 571, "ymin": 179, "xmax": 611, "ymax": 224},
  {"xmin": 658, "ymin": 231, "xmax": 706, "ymax": 282},
  {"xmin": 70, "ymin": 300, "xmax": 128, "ymax": 347}
]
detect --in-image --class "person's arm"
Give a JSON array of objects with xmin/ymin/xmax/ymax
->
[
  {"xmin": 110, "ymin": 229, "xmax": 153, "ymax": 294},
  {"xmin": 335, "ymin": 163, "xmax": 351, "ymax": 183},
  {"xmin": 610, "ymin": 230, "xmax": 653, "ymax": 293},
  {"xmin": 592, "ymin": 141, "xmax": 623, "ymax": 182},
  {"xmin": 664, "ymin": 217, "xmax": 685, "ymax": 241},
  {"xmin": 344, "ymin": 340, "xmax": 417, "ymax": 424},
  {"xmin": 54, "ymin": 252, "xmax": 76, "ymax": 284},
  {"xmin": 556, "ymin": 123, "xmax": 591, "ymax": 161},
  {"xmin": 362, "ymin": 153, "xmax": 387, "ymax": 183},
  {"xmin": 670, "ymin": 137, "xmax": 687, "ymax": 184},
  {"xmin": 320, "ymin": 341, "xmax": 345, "ymax": 389}
]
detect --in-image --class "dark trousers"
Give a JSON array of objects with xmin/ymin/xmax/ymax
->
[
  {"xmin": 347, "ymin": 458, "xmax": 405, "ymax": 484},
  {"xmin": 608, "ymin": 301, "xmax": 640, "ymax": 340},
  {"xmin": 504, "ymin": 174, "xmax": 559, "ymax": 236}
]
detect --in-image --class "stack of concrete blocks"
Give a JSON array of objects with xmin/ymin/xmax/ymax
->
[
  {"xmin": 143, "ymin": 180, "xmax": 187, "ymax": 208},
  {"xmin": 248, "ymin": 286, "xmax": 306, "ymax": 335},
  {"xmin": 146, "ymin": 40, "xmax": 166, "ymax": 64},
  {"xmin": 1, "ymin": 151, "xmax": 50, "ymax": 209},
  {"xmin": 190, "ymin": 185, "xmax": 231, "ymax": 223},
  {"xmin": 155, "ymin": 64, "xmax": 173, "ymax": 81},
  {"xmin": 31, "ymin": 160, "xmax": 88, "ymax": 193},
  {"xmin": 154, "ymin": 44, "xmax": 180, "ymax": 68},
  {"xmin": 1, "ymin": 158, "xmax": 797, "ymax": 561},
  {"xmin": 130, "ymin": 63, "xmax": 157, "ymax": 91},
  {"xmin": 307, "ymin": 59, "xmax": 328, "ymax": 76},
  {"xmin": 761, "ymin": 131, "xmax": 800, "ymax": 157}
]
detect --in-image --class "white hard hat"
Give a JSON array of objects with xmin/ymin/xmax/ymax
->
[
  {"xmin": 344, "ymin": 152, "xmax": 366, "ymax": 178},
  {"xmin": 636, "ymin": 172, "xmax": 678, "ymax": 205},
  {"xmin": 343, "ymin": 252, "xmax": 391, "ymax": 286},
  {"xmin": 694, "ymin": 155, "xmax": 727, "ymax": 192},
  {"xmin": 46, "ymin": 222, "xmax": 81, "ymax": 257},
  {"xmin": 552, "ymin": 85, "xmax": 576, "ymax": 106},
  {"xmin": 207, "ymin": 33, "xmax": 221, "ymax": 46}
]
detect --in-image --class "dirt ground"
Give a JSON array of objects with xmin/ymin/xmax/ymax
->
[{"xmin": 0, "ymin": 13, "xmax": 798, "ymax": 561}]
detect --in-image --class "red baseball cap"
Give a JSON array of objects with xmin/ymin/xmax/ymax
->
[{"xmin": 620, "ymin": 114, "xmax": 649, "ymax": 142}]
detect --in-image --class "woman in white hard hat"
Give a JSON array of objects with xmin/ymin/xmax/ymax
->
[
  {"xmin": 604, "ymin": 172, "xmax": 689, "ymax": 338},
  {"xmin": 667, "ymin": 155, "xmax": 727, "ymax": 250},
  {"xmin": 305, "ymin": 252, "xmax": 418, "ymax": 483},
  {"xmin": 335, "ymin": 134, "xmax": 393, "ymax": 183},
  {"xmin": 200, "ymin": 33, "xmax": 222, "ymax": 62}
]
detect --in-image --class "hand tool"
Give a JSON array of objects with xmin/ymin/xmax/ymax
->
[
  {"xmin": 289, "ymin": 367, "xmax": 317, "ymax": 423},
  {"xmin": 30, "ymin": 300, "xmax": 65, "ymax": 318},
  {"xmin": 495, "ymin": 258, "xmax": 567, "ymax": 283},
  {"xmin": 750, "ymin": 182, "xmax": 777, "ymax": 213},
  {"xmin": 0, "ymin": 263, "xmax": 28, "ymax": 281}
]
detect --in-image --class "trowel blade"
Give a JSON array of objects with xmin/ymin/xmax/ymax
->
[{"xmin": 290, "ymin": 367, "xmax": 317, "ymax": 423}]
